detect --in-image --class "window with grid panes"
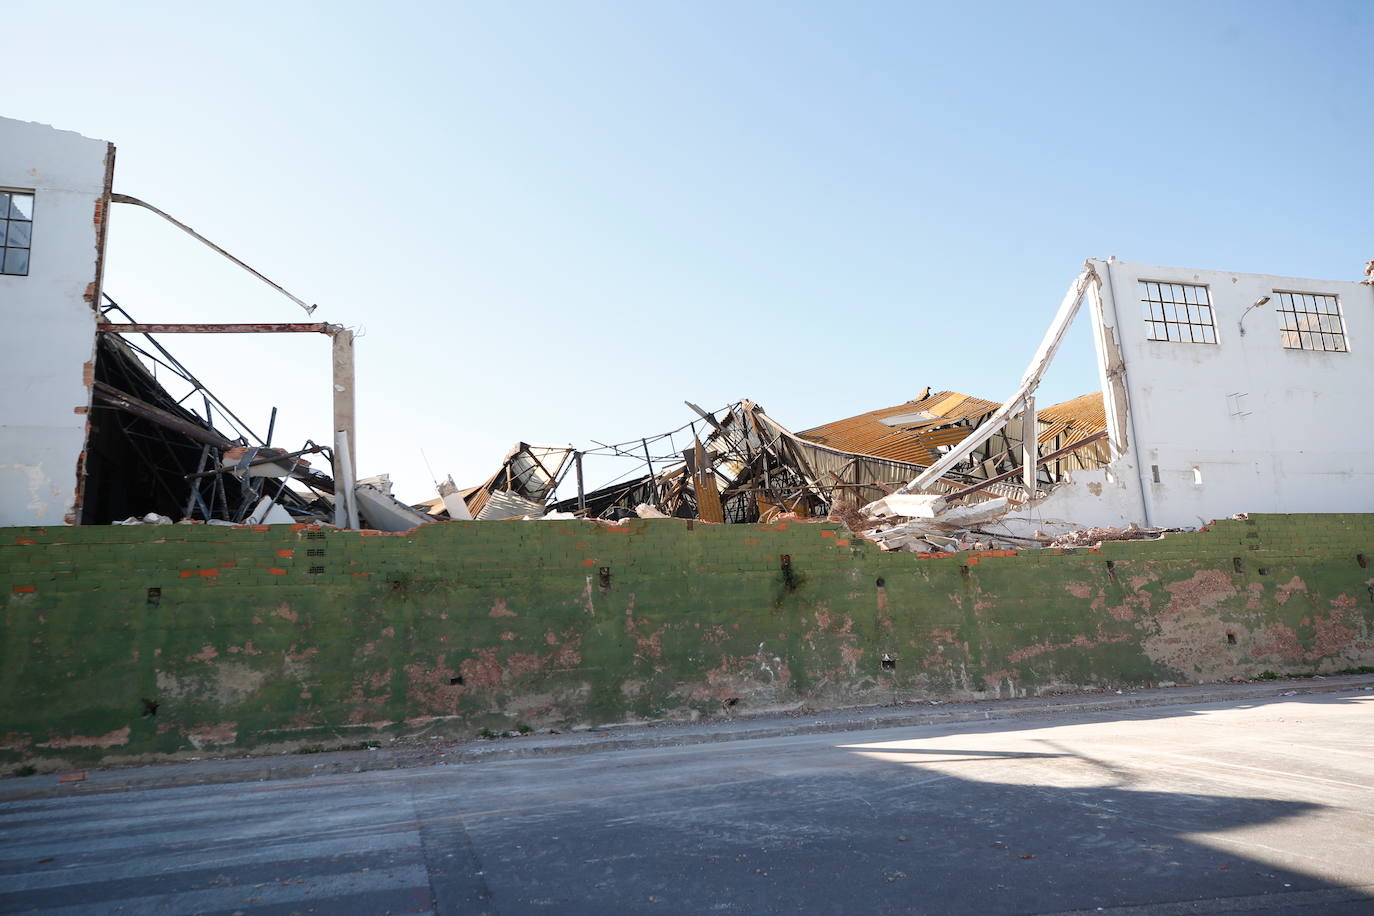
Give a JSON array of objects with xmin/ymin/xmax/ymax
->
[
  {"xmin": 0, "ymin": 190, "xmax": 34, "ymax": 276},
  {"xmin": 1139, "ymin": 280, "xmax": 1216, "ymax": 343},
  {"xmin": 1276, "ymin": 292, "xmax": 1347, "ymax": 352}
]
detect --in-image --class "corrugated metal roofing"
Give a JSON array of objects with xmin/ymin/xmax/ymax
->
[
  {"xmin": 796, "ymin": 390, "xmax": 1000, "ymax": 464},
  {"xmin": 797, "ymin": 389, "xmax": 1106, "ymax": 465},
  {"xmin": 1038, "ymin": 392, "xmax": 1107, "ymax": 450}
]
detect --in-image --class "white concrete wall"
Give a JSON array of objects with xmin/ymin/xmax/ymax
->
[
  {"xmin": 1091, "ymin": 257, "xmax": 1374, "ymax": 528},
  {"xmin": 0, "ymin": 118, "xmax": 112, "ymax": 525}
]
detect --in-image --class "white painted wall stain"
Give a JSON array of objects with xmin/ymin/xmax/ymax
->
[{"xmin": 0, "ymin": 117, "xmax": 111, "ymax": 526}]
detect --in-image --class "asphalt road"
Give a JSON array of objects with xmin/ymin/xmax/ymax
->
[{"xmin": 2, "ymin": 690, "xmax": 1372, "ymax": 915}]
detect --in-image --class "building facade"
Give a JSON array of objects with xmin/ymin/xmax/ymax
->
[{"xmin": 0, "ymin": 117, "xmax": 114, "ymax": 526}]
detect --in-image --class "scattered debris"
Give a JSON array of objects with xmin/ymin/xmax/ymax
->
[{"xmin": 1050, "ymin": 526, "xmax": 1163, "ymax": 548}]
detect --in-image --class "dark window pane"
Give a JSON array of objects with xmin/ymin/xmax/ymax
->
[
  {"xmin": 0, "ymin": 192, "xmax": 8, "ymax": 219},
  {"xmin": 6, "ymin": 220, "xmax": 30, "ymax": 247},
  {"xmin": 9, "ymin": 194, "xmax": 33, "ymax": 220},
  {"xmin": 0, "ymin": 223, "xmax": 6, "ymax": 247},
  {"xmin": 2, "ymin": 247, "xmax": 28, "ymax": 275}
]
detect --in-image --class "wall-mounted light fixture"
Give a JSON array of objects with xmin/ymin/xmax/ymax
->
[{"xmin": 1237, "ymin": 296, "xmax": 1271, "ymax": 336}]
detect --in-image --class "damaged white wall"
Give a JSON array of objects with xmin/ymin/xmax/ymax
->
[
  {"xmin": 1023, "ymin": 258, "xmax": 1374, "ymax": 532},
  {"xmin": 0, "ymin": 118, "xmax": 112, "ymax": 525}
]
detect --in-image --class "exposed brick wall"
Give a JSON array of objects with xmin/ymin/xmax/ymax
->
[{"xmin": 2, "ymin": 515, "xmax": 1371, "ymax": 768}]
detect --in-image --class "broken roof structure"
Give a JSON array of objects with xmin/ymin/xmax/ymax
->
[
  {"xmin": 435, "ymin": 257, "xmax": 1374, "ymax": 552},
  {"xmin": 0, "ymin": 116, "xmax": 428, "ymax": 532},
  {"xmin": 4, "ymin": 116, "xmax": 1372, "ymax": 544}
]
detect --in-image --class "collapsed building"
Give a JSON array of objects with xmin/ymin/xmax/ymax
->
[
  {"xmin": 0, "ymin": 117, "xmax": 431, "ymax": 532},
  {"xmin": 3, "ymin": 114, "xmax": 1373, "ymax": 543},
  {"xmin": 5, "ymin": 117, "xmax": 1374, "ymax": 767},
  {"xmin": 435, "ymin": 247, "xmax": 1374, "ymax": 549}
]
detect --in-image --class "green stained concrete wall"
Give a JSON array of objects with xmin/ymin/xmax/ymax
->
[{"xmin": 2, "ymin": 515, "xmax": 1372, "ymax": 768}]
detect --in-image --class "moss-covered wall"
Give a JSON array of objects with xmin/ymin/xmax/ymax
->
[{"xmin": 2, "ymin": 515, "xmax": 1372, "ymax": 768}]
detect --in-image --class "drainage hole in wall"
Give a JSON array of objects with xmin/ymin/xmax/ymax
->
[
  {"xmin": 722, "ymin": 697, "xmax": 739, "ymax": 708},
  {"xmin": 881, "ymin": 654, "xmax": 897, "ymax": 671},
  {"xmin": 306, "ymin": 548, "xmax": 326, "ymax": 557},
  {"xmin": 305, "ymin": 530, "xmax": 326, "ymax": 540},
  {"xmin": 146, "ymin": 587, "xmax": 161, "ymax": 606},
  {"xmin": 307, "ymin": 566, "xmax": 325, "ymax": 575},
  {"xmin": 1226, "ymin": 632, "xmax": 1237, "ymax": 645},
  {"xmin": 875, "ymin": 577, "xmax": 885, "ymax": 588},
  {"xmin": 599, "ymin": 567, "xmax": 611, "ymax": 590},
  {"xmin": 449, "ymin": 676, "xmax": 463, "ymax": 686},
  {"xmin": 1232, "ymin": 557, "xmax": 1244, "ymax": 574},
  {"xmin": 1151, "ymin": 464, "xmax": 1161, "ymax": 483},
  {"xmin": 1104, "ymin": 560, "xmax": 1115, "ymax": 572},
  {"xmin": 141, "ymin": 698, "xmax": 159, "ymax": 717},
  {"xmin": 1257, "ymin": 567, "xmax": 1268, "ymax": 576},
  {"xmin": 1359, "ymin": 554, "xmax": 1368, "ymax": 569}
]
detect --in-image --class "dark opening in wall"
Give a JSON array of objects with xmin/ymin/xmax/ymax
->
[
  {"xmin": 1233, "ymin": 557, "xmax": 1244, "ymax": 574},
  {"xmin": 146, "ymin": 587, "xmax": 161, "ymax": 606},
  {"xmin": 1226, "ymin": 632, "xmax": 1237, "ymax": 645},
  {"xmin": 881, "ymin": 654, "xmax": 897, "ymax": 671},
  {"xmin": 82, "ymin": 334, "xmax": 248, "ymax": 524},
  {"xmin": 140, "ymin": 698, "xmax": 159, "ymax": 717},
  {"xmin": 599, "ymin": 567, "xmax": 611, "ymax": 591},
  {"xmin": 1358, "ymin": 554, "xmax": 1368, "ymax": 569},
  {"xmin": 449, "ymin": 676, "xmax": 463, "ymax": 686},
  {"xmin": 780, "ymin": 555, "xmax": 796, "ymax": 591}
]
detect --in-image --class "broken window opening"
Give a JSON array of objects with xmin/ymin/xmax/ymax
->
[
  {"xmin": 1276, "ymin": 292, "xmax": 1347, "ymax": 353},
  {"xmin": 1140, "ymin": 281, "xmax": 1217, "ymax": 344}
]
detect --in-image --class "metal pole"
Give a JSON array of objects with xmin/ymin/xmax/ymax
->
[
  {"xmin": 575, "ymin": 452, "xmax": 586, "ymax": 513},
  {"xmin": 641, "ymin": 438, "xmax": 656, "ymax": 508}
]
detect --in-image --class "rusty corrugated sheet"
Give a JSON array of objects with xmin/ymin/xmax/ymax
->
[
  {"xmin": 797, "ymin": 389, "xmax": 1108, "ymax": 470},
  {"xmin": 795, "ymin": 390, "xmax": 999, "ymax": 463}
]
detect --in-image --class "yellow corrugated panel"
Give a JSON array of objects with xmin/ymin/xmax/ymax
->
[
  {"xmin": 797, "ymin": 390, "xmax": 1106, "ymax": 467},
  {"xmin": 796, "ymin": 390, "xmax": 1000, "ymax": 459}
]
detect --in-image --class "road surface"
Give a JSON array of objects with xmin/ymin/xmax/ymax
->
[{"xmin": 2, "ymin": 689, "xmax": 1372, "ymax": 914}]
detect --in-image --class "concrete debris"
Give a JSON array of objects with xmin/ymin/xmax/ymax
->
[
  {"xmin": 354, "ymin": 482, "xmax": 436, "ymax": 532},
  {"xmin": 437, "ymin": 475, "xmax": 474, "ymax": 521},
  {"xmin": 866, "ymin": 493, "xmax": 947, "ymax": 519},
  {"xmin": 861, "ymin": 498, "xmax": 1026, "ymax": 552},
  {"xmin": 1049, "ymin": 526, "xmax": 1163, "ymax": 548},
  {"xmin": 114, "ymin": 512, "xmax": 175, "ymax": 526},
  {"xmin": 244, "ymin": 496, "xmax": 293, "ymax": 526}
]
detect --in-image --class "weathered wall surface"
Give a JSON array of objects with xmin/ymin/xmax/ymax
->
[
  {"xmin": 0, "ymin": 117, "xmax": 112, "ymax": 526},
  {"xmin": 1092, "ymin": 258, "xmax": 1374, "ymax": 527},
  {"xmin": 2, "ymin": 516, "xmax": 1372, "ymax": 769}
]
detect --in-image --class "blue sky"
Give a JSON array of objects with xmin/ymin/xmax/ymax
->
[{"xmin": 9, "ymin": 1, "xmax": 1373, "ymax": 501}]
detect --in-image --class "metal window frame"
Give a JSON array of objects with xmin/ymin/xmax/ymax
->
[
  {"xmin": 0, "ymin": 187, "xmax": 35, "ymax": 277},
  {"xmin": 1274, "ymin": 290, "xmax": 1348, "ymax": 353},
  {"xmin": 1138, "ymin": 279, "xmax": 1217, "ymax": 344}
]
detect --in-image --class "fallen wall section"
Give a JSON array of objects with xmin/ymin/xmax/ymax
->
[{"xmin": 2, "ymin": 515, "xmax": 1372, "ymax": 768}]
